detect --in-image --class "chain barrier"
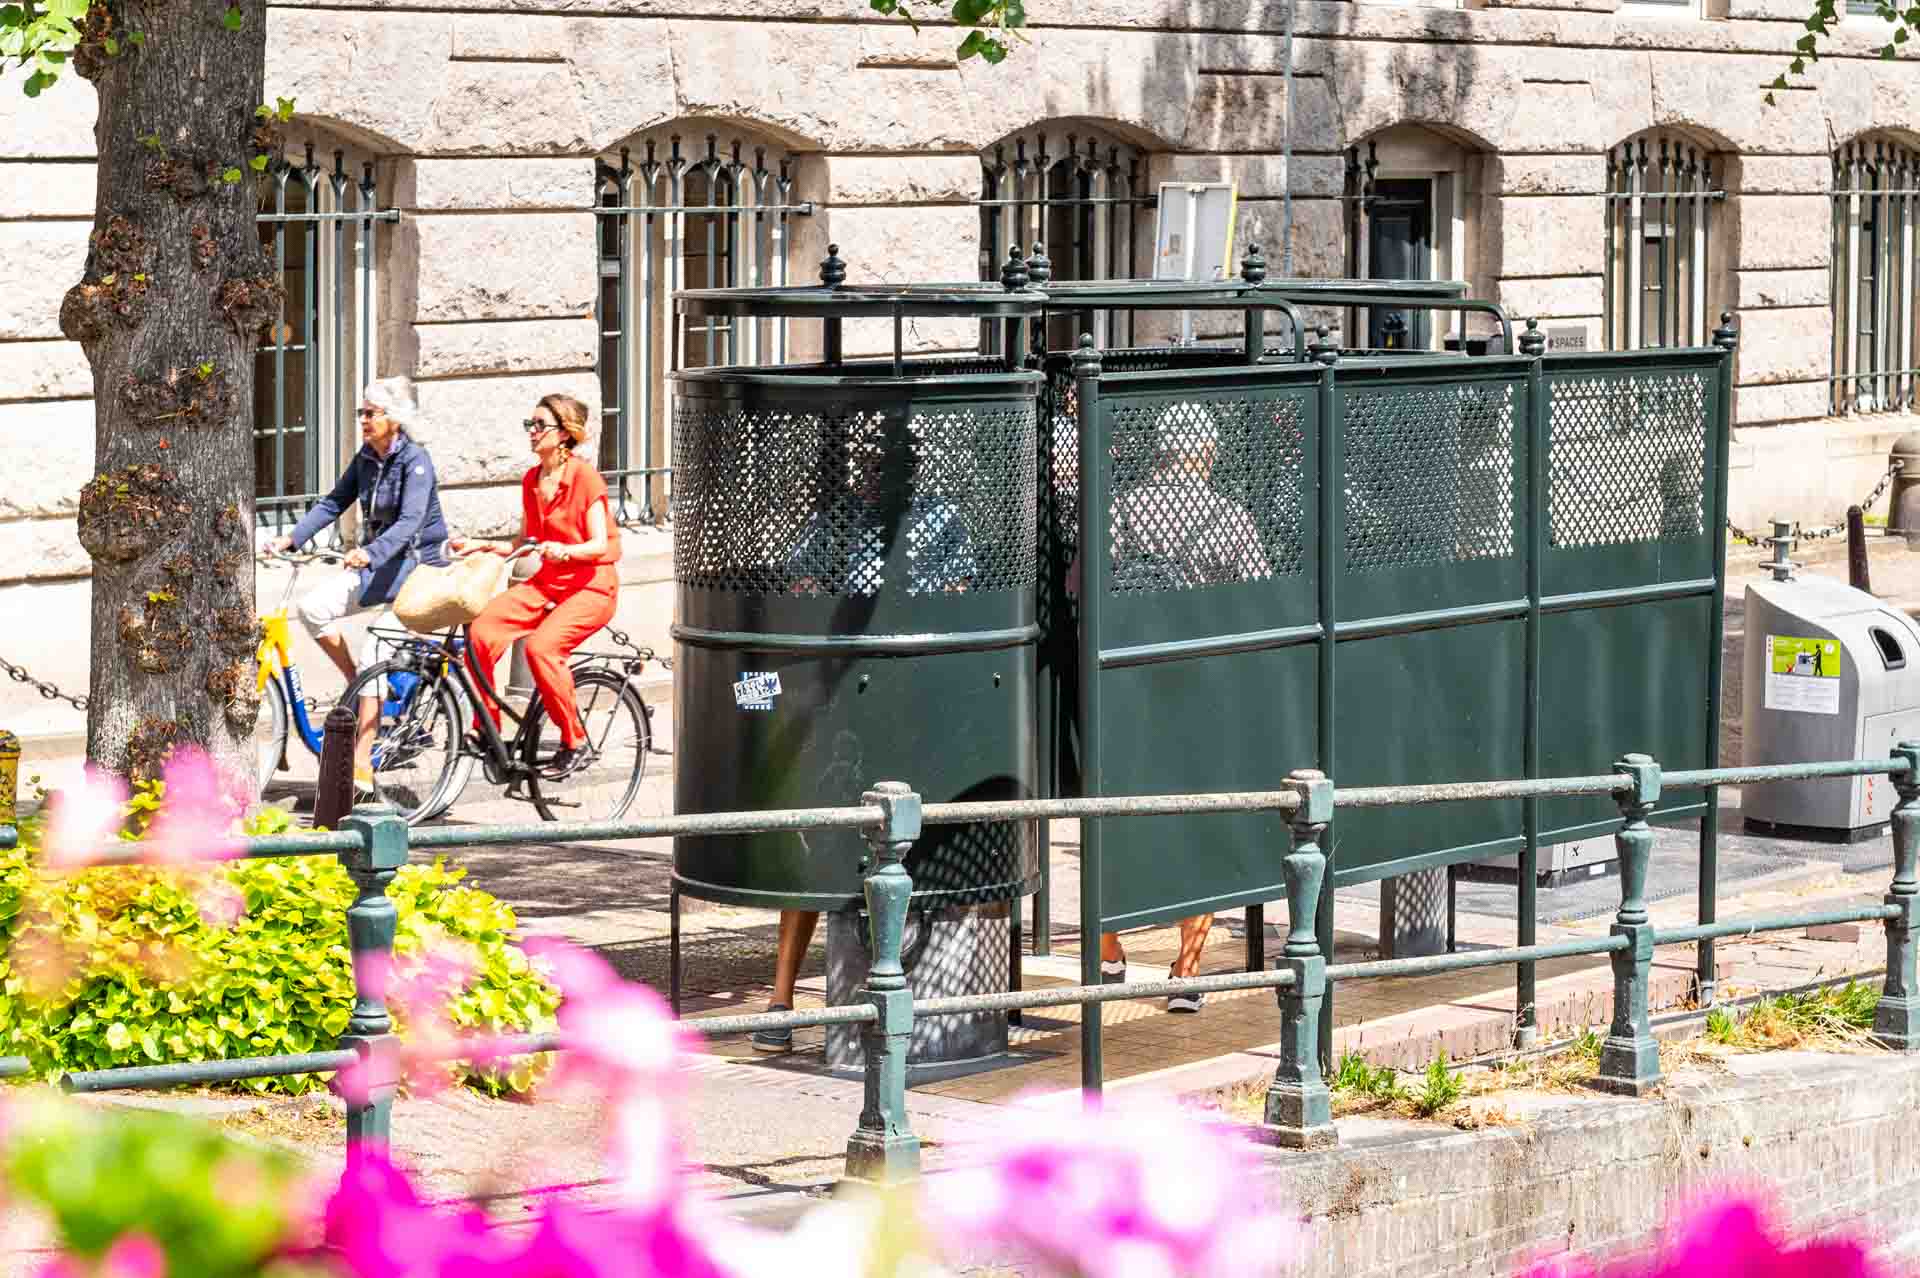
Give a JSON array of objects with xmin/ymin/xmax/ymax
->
[
  {"xmin": 0, "ymin": 656, "xmax": 88, "ymax": 711},
  {"xmin": 1728, "ymin": 459, "xmax": 1905, "ymax": 548}
]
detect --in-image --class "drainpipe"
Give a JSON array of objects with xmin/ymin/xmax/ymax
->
[{"xmin": 1282, "ymin": 0, "xmax": 1296, "ymax": 277}]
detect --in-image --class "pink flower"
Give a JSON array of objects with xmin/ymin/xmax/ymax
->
[
  {"xmin": 41, "ymin": 766, "xmax": 129, "ymax": 869},
  {"xmin": 1513, "ymin": 1191, "xmax": 1887, "ymax": 1278},
  {"xmin": 142, "ymin": 747, "xmax": 242, "ymax": 865},
  {"xmin": 928, "ymin": 1095, "xmax": 1301, "ymax": 1278},
  {"xmin": 99, "ymin": 1235, "xmax": 165, "ymax": 1278}
]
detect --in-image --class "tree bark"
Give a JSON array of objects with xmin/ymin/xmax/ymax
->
[{"xmin": 61, "ymin": 0, "xmax": 277, "ymax": 784}]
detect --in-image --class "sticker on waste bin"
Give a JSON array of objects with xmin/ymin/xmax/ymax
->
[
  {"xmin": 734, "ymin": 671, "xmax": 781, "ymax": 711},
  {"xmin": 1764, "ymin": 635, "xmax": 1841, "ymax": 715}
]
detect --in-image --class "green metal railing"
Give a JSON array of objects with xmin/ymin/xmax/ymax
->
[{"xmin": 3, "ymin": 742, "xmax": 1918, "ymax": 1174}]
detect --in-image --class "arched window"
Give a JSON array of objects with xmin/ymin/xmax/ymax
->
[
  {"xmin": 596, "ymin": 127, "xmax": 808, "ymax": 522},
  {"xmin": 977, "ymin": 126, "xmax": 1153, "ymax": 352},
  {"xmin": 253, "ymin": 136, "xmax": 394, "ymax": 532},
  {"xmin": 1342, "ymin": 125, "xmax": 1490, "ymax": 351},
  {"xmin": 1603, "ymin": 132, "xmax": 1724, "ymax": 351},
  {"xmin": 1831, "ymin": 137, "xmax": 1918, "ymax": 415}
]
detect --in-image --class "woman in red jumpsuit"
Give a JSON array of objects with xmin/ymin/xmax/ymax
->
[{"xmin": 449, "ymin": 393, "xmax": 620, "ymax": 779}]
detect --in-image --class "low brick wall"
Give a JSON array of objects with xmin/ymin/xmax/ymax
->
[{"xmin": 1265, "ymin": 1052, "xmax": 1920, "ymax": 1278}]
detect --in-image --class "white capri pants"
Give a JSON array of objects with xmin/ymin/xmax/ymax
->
[{"xmin": 297, "ymin": 570, "xmax": 401, "ymax": 673}]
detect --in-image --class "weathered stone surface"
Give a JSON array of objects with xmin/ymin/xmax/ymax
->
[
  {"xmin": 425, "ymin": 62, "xmax": 595, "ymax": 154},
  {"xmin": 408, "ymin": 213, "xmax": 597, "ymax": 322},
  {"xmin": 1150, "ymin": 153, "xmax": 1345, "ymax": 200},
  {"xmin": 418, "ymin": 372, "xmax": 601, "ymax": 485},
  {"xmin": 0, "ymin": 222, "xmax": 89, "ymax": 340},
  {"xmin": 437, "ymin": 483, "xmax": 524, "ymax": 538},
  {"xmin": 1221, "ymin": 199, "xmax": 1345, "ymax": 280},
  {"xmin": 451, "ymin": 14, "xmax": 572, "ymax": 61},
  {"xmin": 1732, "ymin": 195, "xmax": 1829, "ymax": 272},
  {"xmin": 412, "ymin": 317, "xmax": 598, "ymax": 379},
  {"xmin": 397, "ymin": 159, "xmax": 596, "ymax": 211},
  {"xmin": 0, "ymin": 162, "xmax": 96, "ymax": 218},
  {"xmin": 855, "ymin": 24, "xmax": 958, "ymax": 70},
  {"xmin": 0, "ymin": 340, "xmax": 93, "ymax": 402},
  {"xmin": 1183, "ymin": 71, "xmax": 1339, "ymax": 154},
  {"xmin": 1737, "ymin": 268, "xmax": 1830, "ymax": 310},
  {"xmin": 0, "ymin": 516, "xmax": 89, "ymax": 583},
  {"xmin": 266, "ymin": 10, "xmax": 454, "ymax": 153},
  {"xmin": 1652, "ymin": 55, "xmax": 1824, "ymax": 153},
  {"xmin": 1484, "ymin": 0, "xmax": 1617, "ymax": 13},
  {"xmin": 0, "ymin": 400, "xmax": 92, "ymax": 517},
  {"xmin": 563, "ymin": 18, "xmax": 679, "ymax": 153},
  {"xmin": 1737, "ymin": 305, "xmax": 1832, "ymax": 384},
  {"xmin": 1482, "ymin": 197, "xmax": 1604, "ymax": 277},
  {"xmin": 1491, "ymin": 275, "xmax": 1603, "ymax": 320},
  {"xmin": 1733, "ymin": 380, "xmax": 1831, "ymax": 426},
  {"xmin": 1328, "ymin": 40, "xmax": 1530, "ymax": 152},
  {"xmin": 822, "ymin": 155, "xmax": 979, "ymax": 206},
  {"xmin": 1726, "ymin": 0, "xmax": 1812, "ymax": 20},
  {"xmin": 0, "ymin": 72, "xmax": 93, "ymax": 159},
  {"xmin": 1489, "ymin": 155, "xmax": 1606, "ymax": 196},
  {"xmin": 1735, "ymin": 156, "xmax": 1831, "ymax": 195},
  {"xmin": 828, "ymin": 203, "xmax": 977, "ymax": 284}
]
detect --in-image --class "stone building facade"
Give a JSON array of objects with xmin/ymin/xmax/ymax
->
[{"xmin": 2, "ymin": 0, "xmax": 1918, "ymax": 721}]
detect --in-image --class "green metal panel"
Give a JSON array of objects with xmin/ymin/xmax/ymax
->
[{"xmin": 671, "ymin": 369, "xmax": 1042, "ymax": 912}]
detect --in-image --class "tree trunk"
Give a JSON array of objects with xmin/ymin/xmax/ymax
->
[{"xmin": 61, "ymin": 0, "xmax": 277, "ymax": 784}]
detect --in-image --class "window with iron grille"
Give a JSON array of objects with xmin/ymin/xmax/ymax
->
[
  {"xmin": 1603, "ymin": 134, "xmax": 1722, "ymax": 352},
  {"xmin": 977, "ymin": 127, "xmax": 1154, "ymax": 354},
  {"xmin": 596, "ymin": 129, "xmax": 811, "ymax": 524},
  {"xmin": 253, "ymin": 141, "xmax": 395, "ymax": 534},
  {"xmin": 1831, "ymin": 138, "xmax": 1918, "ymax": 416}
]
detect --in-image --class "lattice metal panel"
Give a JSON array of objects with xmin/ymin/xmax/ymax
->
[
  {"xmin": 1105, "ymin": 396, "xmax": 1307, "ymax": 595},
  {"xmin": 672, "ymin": 397, "xmax": 1037, "ymax": 596},
  {"xmin": 1547, "ymin": 371, "xmax": 1708, "ymax": 548},
  {"xmin": 907, "ymin": 406, "xmax": 1038, "ymax": 595},
  {"xmin": 1343, "ymin": 382, "xmax": 1517, "ymax": 573}
]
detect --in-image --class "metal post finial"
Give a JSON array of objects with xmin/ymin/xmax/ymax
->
[
  {"xmin": 1309, "ymin": 325, "xmax": 1339, "ymax": 366},
  {"xmin": 1025, "ymin": 242, "xmax": 1052, "ymax": 288},
  {"xmin": 1519, "ymin": 317, "xmax": 1547, "ymax": 358},
  {"xmin": 1001, "ymin": 245, "xmax": 1030, "ymax": 292},
  {"xmin": 1241, "ymin": 243, "xmax": 1267, "ymax": 286},
  {"xmin": 820, "ymin": 244, "xmax": 847, "ymax": 289},
  {"xmin": 1071, "ymin": 332, "xmax": 1102, "ymax": 379},
  {"xmin": 1713, "ymin": 310, "xmax": 1739, "ymax": 351}
]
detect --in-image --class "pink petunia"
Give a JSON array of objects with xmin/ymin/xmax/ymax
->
[
  {"xmin": 41, "ymin": 766, "xmax": 130, "ymax": 869},
  {"xmin": 142, "ymin": 747, "xmax": 243, "ymax": 865},
  {"xmin": 928, "ymin": 1094, "xmax": 1301, "ymax": 1278},
  {"xmin": 1512, "ymin": 1191, "xmax": 1889, "ymax": 1278},
  {"xmin": 99, "ymin": 1235, "xmax": 165, "ymax": 1278}
]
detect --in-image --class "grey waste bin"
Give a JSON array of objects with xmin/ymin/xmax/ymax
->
[{"xmin": 1743, "ymin": 573, "xmax": 1920, "ymax": 839}]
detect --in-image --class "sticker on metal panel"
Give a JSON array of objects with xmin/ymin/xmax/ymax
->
[
  {"xmin": 1764, "ymin": 635, "xmax": 1841, "ymax": 715},
  {"xmin": 734, "ymin": 671, "xmax": 781, "ymax": 711}
]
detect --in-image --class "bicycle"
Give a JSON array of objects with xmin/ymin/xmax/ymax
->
[
  {"xmin": 250, "ymin": 550, "xmax": 475, "ymax": 819},
  {"xmin": 337, "ymin": 549, "xmax": 657, "ymax": 823}
]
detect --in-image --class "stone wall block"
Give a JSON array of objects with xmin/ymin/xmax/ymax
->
[
  {"xmin": 565, "ymin": 17, "xmax": 679, "ymax": 153},
  {"xmin": 0, "ymin": 162, "xmax": 96, "ymax": 218},
  {"xmin": 0, "ymin": 222, "xmax": 90, "ymax": 340},
  {"xmin": 1737, "ymin": 305, "xmax": 1833, "ymax": 384},
  {"xmin": 1651, "ymin": 55, "xmax": 1823, "ymax": 153},
  {"xmin": 425, "ymin": 63, "xmax": 594, "ymax": 154},
  {"xmin": 412, "ymin": 317, "xmax": 598, "ymax": 379},
  {"xmin": 1737, "ymin": 268, "xmax": 1830, "ymax": 310},
  {"xmin": 0, "ymin": 516, "xmax": 89, "ymax": 582},
  {"xmin": 1737, "ymin": 156, "xmax": 1832, "ymax": 195},
  {"xmin": 1491, "ymin": 275, "xmax": 1602, "ymax": 319},
  {"xmin": 824, "ymin": 155, "xmax": 980, "ymax": 206},
  {"xmin": 1490, "ymin": 154, "xmax": 1606, "ymax": 196},
  {"xmin": 267, "ymin": 10, "xmax": 453, "ymax": 153},
  {"xmin": 0, "ymin": 401, "xmax": 93, "ymax": 517},
  {"xmin": 451, "ymin": 14, "xmax": 571, "ymax": 60},
  {"xmin": 1733, "ymin": 195, "xmax": 1830, "ymax": 272},
  {"xmin": 1183, "ymin": 72, "xmax": 1339, "ymax": 154},
  {"xmin": 1734, "ymin": 381, "xmax": 1830, "ymax": 425},
  {"xmin": 418, "ymin": 371, "xmax": 600, "ymax": 485},
  {"xmin": 397, "ymin": 158, "xmax": 596, "ymax": 211},
  {"xmin": 1483, "ymin": 197, "xmax": 1604, "ymax": 277},
  {"xmin": 410, "ymin": 213, "xmax": 597, "ymax": 322},
  {"xmin": 0, "ymin": 72, "xmax": 94, "ymax": 159},
  {"xmin": 0, "ymin": 340, "xmax": 93, "ymax": 402}
]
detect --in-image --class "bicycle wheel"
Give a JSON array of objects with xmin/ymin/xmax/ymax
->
[
  {"xmin": 525, "ymin": 667, "xmax": 651, "ymax": 822},
  {"xmin": 250, "ymin": 674, "xmax": 291, "ymax": 801},
  {"xmin": 338, "ymin": 659, "xmax": 464, "ymax": 825}
]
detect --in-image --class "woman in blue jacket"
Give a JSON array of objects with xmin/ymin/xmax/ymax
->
[{"xmin": 269, "ymin": 375, "xmax": 449, "ymax": 784}]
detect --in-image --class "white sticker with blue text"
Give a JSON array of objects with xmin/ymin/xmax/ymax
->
[{"xmin": 734, "ymin": 671, "xmax": 781, "ymax": 711}]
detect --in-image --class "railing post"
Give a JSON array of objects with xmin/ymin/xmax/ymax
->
[
  {"xmin": 1264, "ymin": 768, "xmax": 1337, "ymax": 1149},
  {"xmin": 1874, "ymin": 743, "xmax": 1920, "ymax": 1051},
  {"xmin": 337, "ymin": 803, "xmax": 409, "ymax": 1148},
  {"xmin": 1594, "ymin": 754, "xmax": 1662, "ymax": 1096},
  {"xmin": 844, "ymin": 781, "xmax": 923, "ymax": 1183}
]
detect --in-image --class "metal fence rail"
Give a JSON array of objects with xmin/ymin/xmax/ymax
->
[{"xmin": 3, "ymin": 748, "xmax": 1919, "ymax": 1178}]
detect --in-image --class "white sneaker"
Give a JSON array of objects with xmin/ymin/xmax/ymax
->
[
  {"xmin": 1100, "ymin": 959, "xmax": 1127, "ymax": 984},
  {"xmin": 1166, "ymin": 990, "xmax": 1204, "ymax": 1015}
]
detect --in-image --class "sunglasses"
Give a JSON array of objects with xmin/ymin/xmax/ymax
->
[
  {"xmin": 356, "ymin": 407, "xmax": 382, "ymax": 420},
  {"xmin": 523, "ymin": 419, "xmax": 559, "ymax": 435}
]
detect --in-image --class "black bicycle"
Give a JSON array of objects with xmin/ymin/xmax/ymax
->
[{"xmin": 339, "ymin": 589, "xmax": 657, "ymax": 824}]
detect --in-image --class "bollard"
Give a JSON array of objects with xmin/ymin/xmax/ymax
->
[
  {"xmin": 844, "ymin": 781, "xmax": 923, "ymax": 1183},
  {"xmin": 1594, "ymin": 754, "xmax": 1662, "ymax": 1096},
  {"xmin": 313, "ymin": 705, "xmax": 357, "ymax": 831},
  {"xmin": 0, "ymin": 729, "xmax": 18, "ymax": 852},
  {"xmin": 1264, "ymin": 768, "xmax": 1336, "ymax": 1149},
  {"xmin": 1874, "ymin": 743, "xmax": 1920, "ymax": 1051},
  {"xmin": 337, "ymin": 803, "xmax": 410, "ymax": 1147},
  {"xmin": 1848, "ymin": 505, "xmax": 1872, "ymax": 595}
]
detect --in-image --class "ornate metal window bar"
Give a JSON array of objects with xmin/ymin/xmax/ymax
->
[
  {"xmin": 1603, "ymin": 136, "xmax": 1723, "ymax": 353},
  {"xmin": 1831, "ymin": 139, "xmax": 1918, "ymax": 416}
]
